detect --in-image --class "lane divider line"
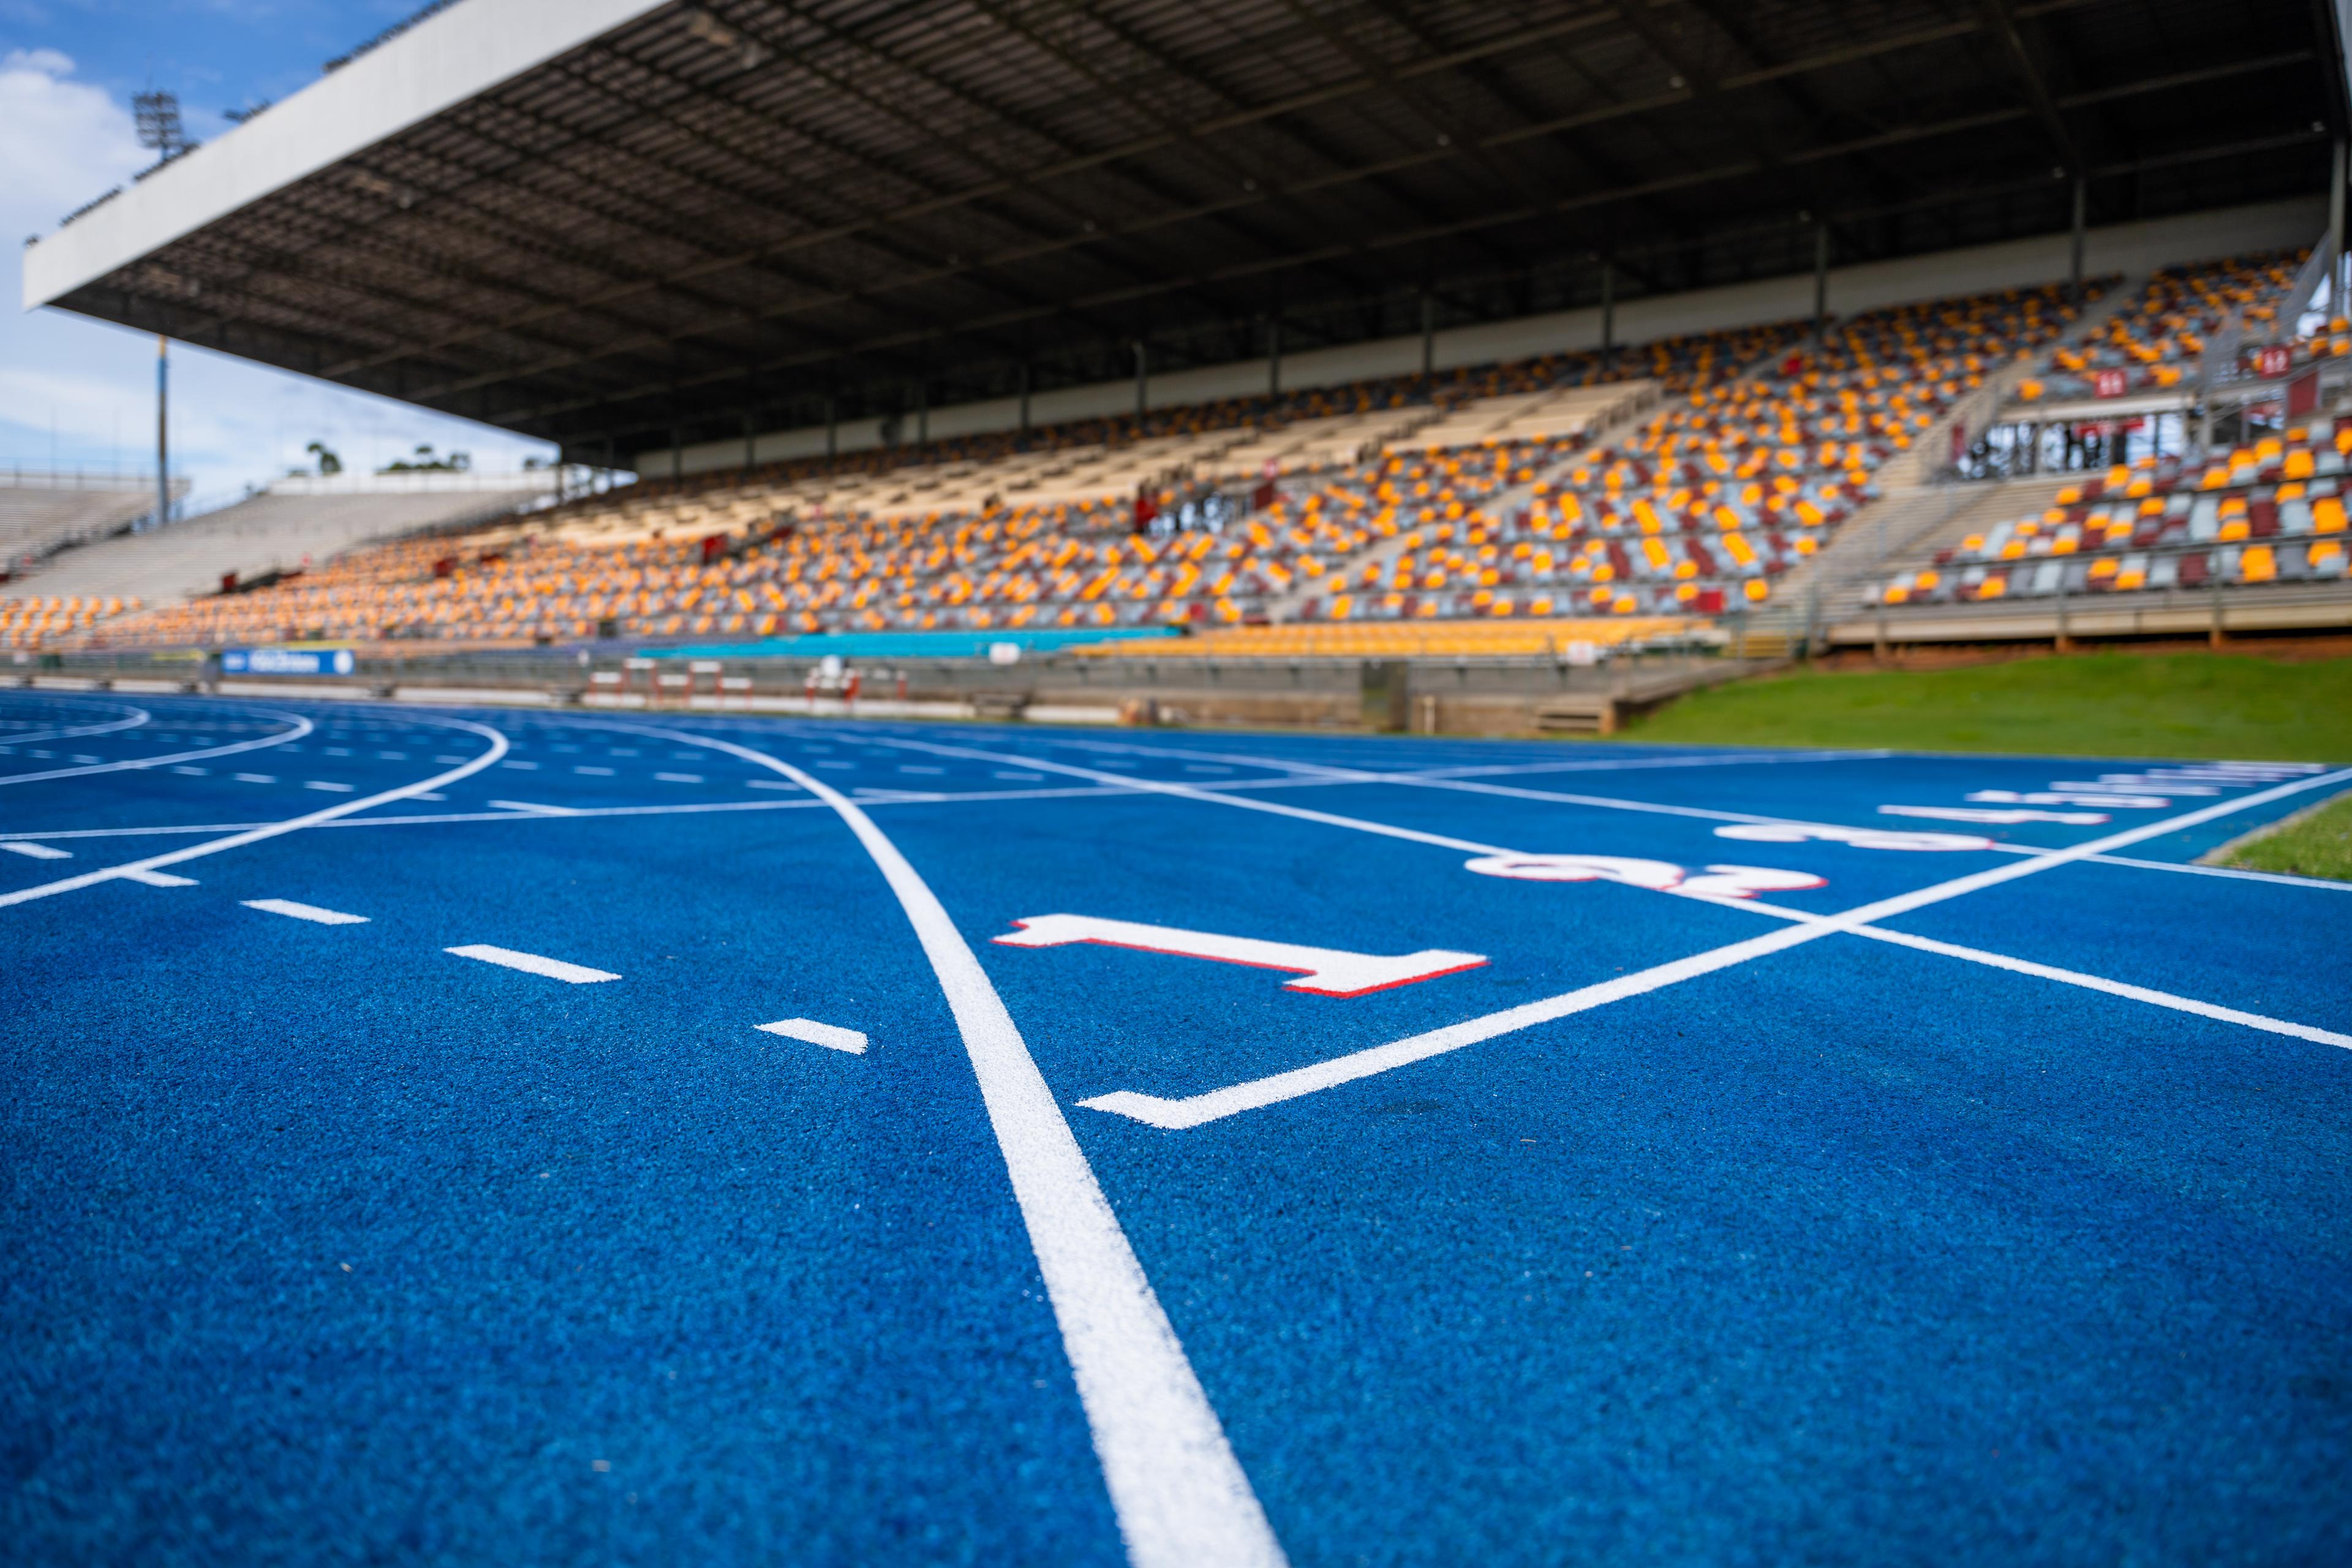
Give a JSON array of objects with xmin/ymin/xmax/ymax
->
[
  {"xmin": 0, "ymin": 714, "xmax": 511, "ymax": 911},
  {"xmin": 606, "ymin": 718, "xmax": 1287, "ymax": 1568},
  {"xmin": 1071, "ymin": 767, "xmax": 2352, "ymax": 1128},
  {"xmin": 0, "ymin": 705, "xmax": 312, "ymax": 787}
]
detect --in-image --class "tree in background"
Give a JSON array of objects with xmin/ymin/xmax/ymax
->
[
  {"xmin": 304, "ymin": 440, "xmax": 342, "ymax": 476},
  {"xmin": 378, "ymin": 443, "xmax": 471, "ymax": 473}
]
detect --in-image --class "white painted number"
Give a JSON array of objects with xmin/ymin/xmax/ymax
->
[
  {"xmin": 1463, "ymin": 853, "xmax": 1825, "ymax": 900},
  {"xmin": 992, "ymin": 913, "xmax": 1487, "ymax": 997}
]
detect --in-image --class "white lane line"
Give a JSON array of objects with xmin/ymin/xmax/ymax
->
[
  {"xmin": 654, "ymin": 772, "xmax": 704, "ymax": 783},
  {"xmin": 120, "ymin": 868, "xmax": 198, "ymax": 887},
  {"xmin": 0, "ymin": 701, "xmax": 153, "ymax": 747},
  {"xmin": 573, "ymin": 765, "xmax": 616, "ymax": 775},
  {"xmin": 303, "ymin": 780, "xmax": 356, "ymax": 793},
  {"xmin": 756, "ymin": 1017, "xmax": 869, "ymax": 1054},
  {"xmin": 0, "ymin": 716, "xmax": 512, "ymax": 911},
  {"xmin": 0, "ymin": 707, "xmax": 310, "ymax": 786},
  {"xmin": 2082, "ymin": 853, "xmax": 2352, "ymax": 893},
  {"xmin": 172, "ymin": 766, "xmax": 209, "ymax": 775},
  {"xmin": 487, "ymin": 799, "xmax": 580, "ymax": 816},
  {"xmin": 243, "ymin": 897, "xmax": 369, "ymax": 925},
  {"xmin": 617, "ymin": 720, "xmax": 1286, "ymax": 1568},
  {"xmin": 1845, "ymin": 925, "xmax": 2352, "ymax": 1050},
  {"xmin": 445, "ymin": 944, "xmax": 620, "ymax": 983},
  {"xmin": 0, "ymin": 701, "xmax": 152, "ymax": 746},
  {"xmin": 234, "ymin": 773, "xmax": 277, "ymax": 784},
  {"xmin": 1077, "ymin": 767, "xmax": 2352, "ymax": 1128},
  {"xmin": 1, "ymin": 842, "xmax": 70, "ymax": 859}
]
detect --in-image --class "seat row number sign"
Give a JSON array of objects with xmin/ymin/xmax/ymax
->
[{"xmin": 993, "ymin": 913, "xmax": 1487, "ymax": 997}]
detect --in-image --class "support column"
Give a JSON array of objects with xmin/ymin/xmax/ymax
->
[
  {"xmin": 2070, "ymin": 177, "xmax": 2087, "ymax": 304},
  {"xmin": 742, "ymin": 410, "xmax": 756, "ymax": 472},
  {"xmin": 1134, "ymin": 339, "xmax": 1148, "ymax": 420},
  {"xmin": 1268, "ymin": 315, "xmax": 1283, "ymax": 396},
  {"xmin": 825, "ymin": 393, "xmax": 837, "ymax": 460},
  {"xmin": 1420, "ymin": 292, "xmax": 1435, "ymax": 377},
  {"xmin": 916, "ymin": 375, "xmax": 928, "ymax": 445},
  {"xmin": 1019, "ymin": 360, "xmax": 1032, "ymax": 432},
  {"xmin": 1812, "ymin": 224, "xmax": 1830, "ymax": 343},
  {"xmin": 2332, "ymin": 140, "xmax": 2347, "ymax": 313},
  {"xmin": 670, "ymin": 423, "xmax": 682, "ymax": 483},
  {"xmin": 1600, "ymin": 260, "xmax": 1615, "ymax": 369}
]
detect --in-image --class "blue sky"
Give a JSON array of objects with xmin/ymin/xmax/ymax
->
[{"xmin": 2, "ymin": 1, "xmax": 556, "ymax": 502}]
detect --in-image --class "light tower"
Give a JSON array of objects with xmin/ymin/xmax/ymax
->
[{"xmin": 131, "ymin": 90, "xmax": 192, "ymax": 528}]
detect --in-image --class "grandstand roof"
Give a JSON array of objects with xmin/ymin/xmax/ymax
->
[{"xmin": 21, "ymin": 0, "xmax": 2350, "ymax": 469}]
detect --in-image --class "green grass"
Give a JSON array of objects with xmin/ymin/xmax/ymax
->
[
  {"xmin": 2218, "ymin": 790, "xmax": 2352, "ymax": 882},
  {"xmin": 1618, "ymin": 651, "xmax": 2352, "ymax": 761}
]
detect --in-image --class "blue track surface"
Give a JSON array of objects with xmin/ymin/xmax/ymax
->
[{"xmin": 4, "ymin": 689, "xmax": 2350, "ymax": 1566}]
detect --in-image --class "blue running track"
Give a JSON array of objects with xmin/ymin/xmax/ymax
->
[{"xmin": 4, "ymin": 688, "xmax": 2350, "ymax": 1565}]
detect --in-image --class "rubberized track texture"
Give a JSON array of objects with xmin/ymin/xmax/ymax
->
[{"xmin": 4, "ymin": 690, "xmax": 2350, "ymax": 1566}]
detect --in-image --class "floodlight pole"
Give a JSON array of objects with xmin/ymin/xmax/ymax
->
[{"xmin": 154, "ymin": 334, "xmax": 169, "ymax": 529}]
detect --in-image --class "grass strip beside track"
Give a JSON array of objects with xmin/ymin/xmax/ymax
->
[
  {"xmin": 1621, "ymin": 652, "xmax": 2352, "ymax": 760},
  {"xmin": 2218, "ymin": 788, "xmax": 2352, "ymax": 882}
]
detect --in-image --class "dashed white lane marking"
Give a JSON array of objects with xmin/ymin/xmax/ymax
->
[
  {"xmin": 233, "ymin": 774, "xmax": 276, "ymax": 784},
  {"xmin": 433, "ymin": 755, "xmax": 468, "ymax": 764},
  {"xmin": 487, "ymin": 799, "xmax": 579, "ymax": 816},
  {"xmin": 573, "ymin": 765, "xmax": 615, "ymax": 775},
  {"xmin": 243, "ymin": 898, "xmax": 369, "ymax": 925},
  {"xmin": 121, "ymin": 868, "xmax": 198, "ymax": 887},
  {"xmin": 746, "ymin": 778, "xmax": 798, "ymax": 790},
  {"xmin": 897, "ymin": 764, "xmax": 944, "ymax": 775},
  {"xmin": 172, "ymin": 765, "xmax": 209, "ymax": 775},
  {"xmin": 303, "ymin": 780, "xmax": 356, "ymax": 793},
  {"xmin": 654, "ymin": 772, "xmax": 704, "ymax": 783},
  {"xmin": 445, "ymin": 944, "xmax": 619, "ymax": 984},
  {"xmin": 1, "ymin": 842, "xmax": 70, "ymax": 859},
  {"xmin": 500, "ymin": 760, "xmax": 540, "ymax": 771},
  {"xmin": 756, "ymin": 1017, "xmax": 869, "ymax": 1054}
]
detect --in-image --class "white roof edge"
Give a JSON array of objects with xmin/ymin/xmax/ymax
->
[{"xmin": 22, "ymin": 0, "xmax": 668, "ymax": 312}]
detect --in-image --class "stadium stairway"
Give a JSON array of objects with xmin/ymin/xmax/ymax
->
[
  {"xmin": 7, "ymin": 488, "xmax": 546, "ymax": 613},
  {"xmin": 0, "ymin": 478, "xmax": 180, "ymax": 578},
  {"xmin": 1760, "ymin": 279, "xmax": 2146, "ymax": 628}
]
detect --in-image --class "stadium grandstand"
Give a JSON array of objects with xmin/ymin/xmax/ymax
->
[
  {"xmin": 13, "ymin": 8, "xmax": 2352, "ymax": 1567},
  {"xmin": 13, "ymin": 0, "xmax": 2352, "ymax": 685}
]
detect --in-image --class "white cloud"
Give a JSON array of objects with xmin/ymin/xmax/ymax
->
[
  {"xmin": 0, "ymin": 48, "xmax": 145, "ymax": 237},
  {"xmin": 2, "ymin": 47, "xmax": 552, "ymax": 500}
]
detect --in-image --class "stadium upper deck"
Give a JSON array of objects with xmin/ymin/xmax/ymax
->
[{"xmin": 19, "ymin": 0, "xmax": 2350, "ymax": 475}]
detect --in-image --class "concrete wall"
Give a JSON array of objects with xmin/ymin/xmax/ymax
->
[{"xmin": 645, "ymin": 195, "xmax": 2327, "ymax": 477}]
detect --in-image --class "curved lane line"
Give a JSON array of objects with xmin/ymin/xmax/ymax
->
[
  {"xmin": 0, "ymin": 712, "xmax": 510, "ymax": 910},
  {"xmin": 614, "ymin": 720, "xmax": 1286, "ymax": 1568},
  {"xmin": 0, "ymin": 704, "xmax": 314, "ymax": 786},
  {"xmin": 0, "ymin": 698, "xmax": 154, "ymax": 747}
]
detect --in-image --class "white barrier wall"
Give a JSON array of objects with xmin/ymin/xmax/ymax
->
[{"xmin": 646, "ymin": 195, "xmax": 2326, "ymax": 477}]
